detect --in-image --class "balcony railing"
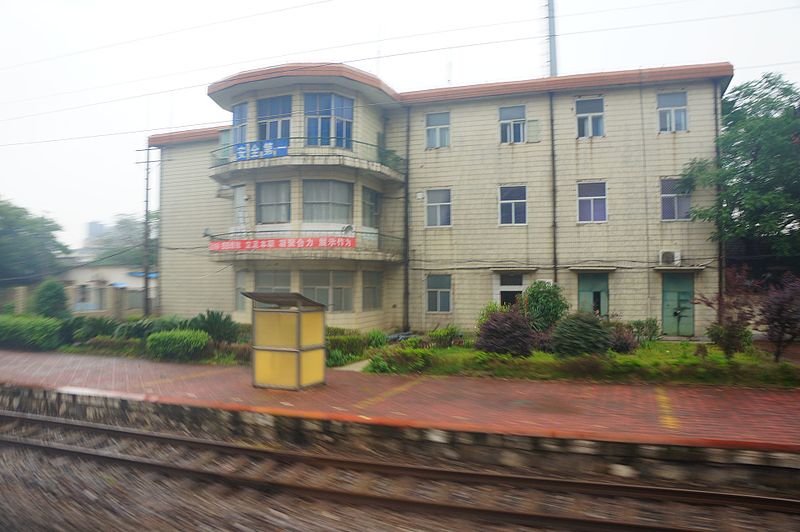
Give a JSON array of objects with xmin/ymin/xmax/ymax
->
[
  {"xmin": 210, "ymin": 137, "xmax": 407, "ymax": 175},
  {"xmin": 207, "ymin": 229, "xmax": 404, "ymax": 258}
]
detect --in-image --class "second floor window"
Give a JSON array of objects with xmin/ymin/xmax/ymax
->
[
  {"xmin": 499, "ymin": 106, "xmax": 526, "ymax": 143},
  {"xmin": 661, "ymin": 178, "xmax": 691, "ymax": 220},
  {"xmin": 305, "ymin": 93, "xmax": 353, "ymax": 148},
  {"xmin": 576, "ymin": 98, "xmax": 604, "ymax": 138},
  {"xmin": 578, "ymin": 182, "xmax": 607, "ymax": 223},
  {"xmin": 426, "ymin": 112, "xmax": 450, "ymax": 148},
  {"xmin": 426, "ymin": 189, "xmax": 451, "ymax": 227},
  {"xmin": 232, "ymin": 102, "xmax": 248, "ymax": 144},
  {"xmin": 658, "ymin": 92, "xmax": 687, "ymax": 132},
  {"xmin": 499, "ymin": 186, "xmax": 526, "ymax": 225},
  {"xmin": 362, "ymin": 186, "xmax": 381, "ymax": 229},
  {"xmin": 256, "ymin": 181, "xmax": 291, "ymax": 224},
  {"xmin": 303, "ymin": 180, "xmax": 353, "ymax": 224},
  {"xmin": 257, "ymin": 96, "xmax": 291, "ymax": 142}
]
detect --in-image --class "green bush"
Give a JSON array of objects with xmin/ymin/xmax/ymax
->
[
  {"xmin": 476, "ymin": 301, "xmax": 510, "ymax": 329},
  {"xmin": 399, "ymin": 336, "xmax": 428, "ymax": 348},
  {"xmin": 326, "ymin": 334, "xmax": 369, "ymax": 357},
  {"xmin": 428, "ymin": 324, "xmax": 461, "ymax": 348},
  {"xmin": 146, "ymin": 329, "xmax": 211, "ymax": 361},
  {"xmin": 326, "ymin": 326, "xmax": 359, "ymax": 336},
  {"xmin": 84, "ymin": 335, "xmax": 145, "ymax": 355},
  {"xmin": 59, "ymin": 316, "xmax": 85, "ymax": 344},
  {"xmin": 519, "ymin": 281, "xmax": 569, "ymax": 331},
  {"xmin": 1, "ymin": 302, "xmax": 14, "ymax": 314},
  {"xmin": 552, "ymin": 313, "xmax": 611, "ymax": 356},
  {"xmin": 326, "ymin": 348, "xmax": 361, "ymax": 368},
  {"xmin": 365, "ymin": 329, "xmax": 388, "ymax": 348},
  {"xmin": 629, "ymin": 318, "xmax": 661, "ymax": 344},
  {"xmin": 33, "ymin": 279, "xmax": 68, "ymax": 319},
  {"xmin": 235, "ymin": 322, "xmax": 252, "ymax": 344},
  {"xmin": 475, "ymin": 309, "xmax": 533, "ymax": 356},
  {"xmin": 366, "ymin": 346, "xmax": 433, "ymax": 373},
  {"xmin": 215, "ymin": 342, "xmax": 251, "ymax": 364},
  {"xmin": 114, "ymin": 319, "xmax": 154, "ymax": 340},
  {"xmin": 0, "ymin": 315, "xmax": 62, "ymax": 350},
  {"xmin": 74, "ymin": 316, "xmax": 120, "ymax": 342},
  {"xmin": 188, "ymin": 310, "xmax": 238, "ymax": 348},
  {"xmin": 707, "ymin": 322, "xmax": 753, "ymax": 358}
]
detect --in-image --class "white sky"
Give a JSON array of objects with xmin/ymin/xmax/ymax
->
[{"xmin": 0, "ymin": 0, "xmax": 798, "ymax": 249}]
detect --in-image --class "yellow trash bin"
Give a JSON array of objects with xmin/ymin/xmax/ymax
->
[{"xmin": 243, "ymin": 292, "xmax": 326, "ymax": 390}]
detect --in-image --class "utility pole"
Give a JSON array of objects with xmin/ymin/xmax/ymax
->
[
  {"xmin": 136, "ymin": 147, "xmax": 161, "ymax": 316},
  {"xmin": 547, "ymin": 0, "xmax": 558, "ymax": 77}
]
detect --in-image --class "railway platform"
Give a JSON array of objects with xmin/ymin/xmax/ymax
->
[{"xmin": 1, "ymin": 349, "xmax": 798, "ymax": 452}]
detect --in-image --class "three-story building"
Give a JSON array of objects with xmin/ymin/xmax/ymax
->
[{"xmin": 150, "ymin": 62, "xmax": 733, "ymax": 336}]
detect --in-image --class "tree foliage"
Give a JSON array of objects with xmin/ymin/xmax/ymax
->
[
  {"xmin": 518, "ymin": 281, "xmax": 569, "ymax": 332},
  {"xmin": 0, "ymin": 199, "xmax": 68, "ymax": 285},
  {"xmin": 87, "ymin": 212, "xmax": 158, "ymax": 266},
  {"xmin": 33, "ymin": 279, "xmax": 68, "ymax": 319},
  {"xmin": 760, "ymin": 272, "xmax": 800, "ymax": 362},
  {"xmin": 680, "ymin": 73, "xmax": 800, "ymax": 255}
]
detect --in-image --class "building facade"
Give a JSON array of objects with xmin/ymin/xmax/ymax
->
[{"xmin": 150, "ymin": 62, "xmax": 733, "ymax": 336}]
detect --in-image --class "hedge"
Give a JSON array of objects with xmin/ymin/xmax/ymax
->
[
  {"xmin": 146, "ymin": 329, "xmax": 211, "ymax": 361},
  {"xmin": 0, "ymin": 315, "xmax": 62, "ymax": 351}
]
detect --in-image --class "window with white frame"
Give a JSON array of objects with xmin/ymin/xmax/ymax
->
[
  {"xmin": 254, "ymin": 270, "xmax": 291, "ymax": 309},
  {"xmin": 232, "ymin": 185, "xmax": 247, "ymax": 230},
  {"xmin": 362, "ymin": 186, "xmax": 381, "ymax": 229},
  {"xmin": 425, "ymin": 112, "xmax": 450, "ymax": 148},
  {"xmin": 499, "ymin": 106, "xmax": 526, "ymax": 143},
  {"xmin": 576, "ymin": 98, "xmax": 604, "ymax": 138},
  {"xmin": 661, "ymin": 178, "xmax": 691, "ymax": 220},
  {"xmin": 362, "ymin": 271, "xmax": 383, "ymax": 310},
  {"xmin": 658, "ymin": 92, "xmax": 687, "ymax": 132},
  {"xmin": 427, "ymin": 275, "xmax": 451, "ymax": 312},
  {"xmin": 426, "ymin": 189, "xmax": 451, "ymax": 227},
  {"xmin": 499, "ymin": 186, "xmax": 526, "ymax": 225},
  {"xmin": 302, "ymin": 271, "xmax": 353, "ymax": 311},
  {"xmin": 232, "ymin": 102, "xmax": 248, "ymax": 144},
  {"xmin": 304, "ymin": 93, "xmax": 353, "ymax": 148},
  {"xmin": 498, "ymin": 273, "xmax": 524, "ymax": 306},
  {"xmin": 256, "ymin": 181, "xmax": 290, "ymax": 224},
  {"xmin": 577, "ymin": 182, "xmax": 607, "ymax": 222},
  {"xmin": 257, "ymin": 95, "xmax": 291, "ymax": 142},
  {"xmin": 303, "ymin": 180, "xmax": 353, "ymax": 224},
  {"xmin": 235, "ymin": 271, "xmax": 247, "ymax": 311}
]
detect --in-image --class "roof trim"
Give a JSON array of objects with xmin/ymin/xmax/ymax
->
[{"xmin": 148, "ymin": 126, "xmax": 227, "ymax": 147}]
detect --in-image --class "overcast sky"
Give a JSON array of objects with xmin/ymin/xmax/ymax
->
[{"xmin": 0, "ymin": 0, "xmax": 798, "ymax": 250}]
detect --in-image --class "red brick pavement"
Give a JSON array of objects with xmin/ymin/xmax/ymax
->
[{"xmin": 1, "ymin": 349, "xmax": 799, "ymax": 451}]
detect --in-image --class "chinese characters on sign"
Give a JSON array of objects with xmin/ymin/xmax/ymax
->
[
  {"xmin": 234, "ymin": 139, "xmax": 289, "ymax": 161},
  {"xmin": 209, "ymin": 237, "xmax": 356, "ymax": 252}
]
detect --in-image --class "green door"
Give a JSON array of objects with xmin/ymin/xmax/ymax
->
[
  {"xmin": 578, "ymin": 273, "xmax": 609, "ymax": 318},
  {"xmin": 662, "ymin": 273, "xmax": 694, "ymax": 336}
]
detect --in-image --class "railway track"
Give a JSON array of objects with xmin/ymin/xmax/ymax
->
[{"xmin": 0, "ymin": 409, "xmax": 797, "ymax": 531}]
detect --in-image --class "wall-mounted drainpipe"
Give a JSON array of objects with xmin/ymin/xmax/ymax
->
[
  {"xmin": 403, "ymin": 106, "xmax": 411, "ymax": 331},
  {"xmin": 713, "ymin": 78, "xmax": 724, "ymax": 324},
  {"xmin": 549, "ymin": 92, "xmax": 558, "ymax": 283}
]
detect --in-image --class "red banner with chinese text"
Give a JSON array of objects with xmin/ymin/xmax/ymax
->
[{"xmin": 208, "ymin": 237, "xmax": 356, "ymax": 251}]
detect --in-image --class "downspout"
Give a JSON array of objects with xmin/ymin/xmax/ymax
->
[
  {"xmin": 549, "ymin": 92, "xmax": 558, "ymax": 283},
  {"xmin": 713, "ymin": 79, "xmax": 724, "ymax": 324},
  {"xmin": 403, "ymin": 105, "xmax": 411, "ymax": 331}
]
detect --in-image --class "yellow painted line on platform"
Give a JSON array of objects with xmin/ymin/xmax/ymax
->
[
  {"xmin": 354, "ymin": 377, "xmax": 425, "ymax": 410},
  {"xmin": 140, "ymin": 367, "xmax": 232, "ymax": 388},
  {"xmin": 654, "ymin": 386, "xmax": 680, "ymax": 429}
]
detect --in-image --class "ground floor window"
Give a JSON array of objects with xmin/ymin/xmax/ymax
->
[
  {"xmin": 427, "ymin": 274, "xmax": 451, "ymax": 312},
  {"xmin": 254, "ymin": 270, "xmax": 290, "ymax": 308},
  {"xmin": 302, "ymin": 271, "xmax": 354, "ymax": 312},
  {"xmin": 578, "ymin": 273, "xmax": 608, "ymax": 318},
  {"xmin": 362, "ymin": 271, "xmax": 383, "ymax": 310},
  {"xmin": 498, "ymin": 272, "xmax": 524, "ymax": 306}
]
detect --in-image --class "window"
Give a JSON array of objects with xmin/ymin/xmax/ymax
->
[
  {"xmin": 362, "ymin": 187, "xmax": 381, "ymax": 228},
  {"xmin": 232, "ymin": 103, "xmax": 248, "ymax": 144},
  {"xmin": 256, "ymin": 181, "xmax": 290, "ymax": 224},
  {"xmin": 661, "ymin": 179, "xmax": 691, "ymax": 220},
  {"xmin": 498, "ymin": 273, "xmax": 523, "ymax": 306},
  {"xmin": 301, "ymin": 271, "xmax": 353, "ymax": 311},
  {"xmin": 363, "ymin": 271, "xmax": 383, "ymax": 310},
  {"xmin": 304, "ymin": 93, "xmax": 353, "ymax": 148},
  {"xmin": 578, "ymin": 273, "xmax": 608, "ymax": 318},
  {"xmin": 233, "ymin": 185, "xmax": 247, "ymax": 229},
  {"xmin": 425, "ymin": 112, "xmax": 450, "ymax": 148},
  {"xmin": 658, "ymin": 92, "xmax": 687, "ymax": 132},
  {"xmin": 427, "ymin": 275, "xmax": 451, "ymax": 312},
  {"xmin": 257, "ymin": 95, "xmax": 291, "ymax": 142},
  {"xmin": 426, "ymin": 189, "xmax": 451, "ymax": 227},
  {"xmin": 235, "ymin": 271, "xmax": 247, "ymax": 311},
  {"xmin": 254, "ymin": 270, "xmax": 290, "ymax": 309},
  {"xmin": 499, "ymin": 186, "xmax": 526, "ymax": 225},
  {"xmin": 578, "ymin": 182, "xmax": 607, "ymax": 223},
  {"xmin": 303, "ymin": 180, "xmax": 353, "ymax": 223},
  {"xmin": 576, "ymin": 98, "xmax": 604, "ymax": 138},
  {"xmin": 499, "ymin": 106, "xmax": 526, "ymax": 143}
]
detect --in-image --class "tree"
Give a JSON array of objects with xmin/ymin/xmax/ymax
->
[
  {"xmin": 33, "ymin": 278, "xmax": 68, "ymax": 319},
  {"xmin": 680, "ymin": 73, "xmax": 800, "ymax": 256},
  {"xmin": 87, "ymin": 212, "xmax": 158, "ymax": 267},
  {"xmin": 0, "ymin": 199, "xmax": 68, "ymax": 286},
  {"xmin": 760, "ymin": 272, "xmax": 800, "ymax": 362}
]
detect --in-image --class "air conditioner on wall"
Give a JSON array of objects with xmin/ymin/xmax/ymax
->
[{"xmin": 659, "ymin": 250, "xmax": 682, "ymax": 266}]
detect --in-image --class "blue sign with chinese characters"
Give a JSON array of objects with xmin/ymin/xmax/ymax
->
[{"xmin": 234, "ymin": 138, "xmax": 289, "ymax": 161}]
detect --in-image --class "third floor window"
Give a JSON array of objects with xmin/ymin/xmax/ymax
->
[
  {"xmin": 499, "ymin": 106, "xmax": 526, "ymax": 143},
  {"xmin": 576, "ymin": 98, "xmax": 604, "ymax": 138},
  {"xmin": 232, "ymin": 103, "xmax": 248, "ymax": 144},
  {"xmin": 304, "ymin": 93, "xmax": 353, "ymax": 148},
  {"xmin": 658, "ymin": 92, "xmax": 688, "ymax": 132},
  {"xmin": 426, "ymin": 112, "xmax": 450, "ymax": 148},
  {"xmin": 257, "ymin": 96, "xmax": 291, "ymax": 142}
]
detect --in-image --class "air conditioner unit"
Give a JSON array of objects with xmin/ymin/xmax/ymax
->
[{"xmin": 659, "ymin": 250, "xmax": 681, "ymax": 266}]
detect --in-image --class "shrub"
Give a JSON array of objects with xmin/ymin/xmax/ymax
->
[
  {"xmin": 216, "ymin": 342, "xmax": 251, "ymax": 364},
  {"xmin": 519, "ymin": 281, "xmax": 569, "ymax": 331},
  {"xmin": 609, "ymin": 322, "xmax": 639, "ymax": 354},
  {"xmin": 366, "ymin": 346, "xmax": 433, "ymax": 373},
  {"xmin": 235, "ymin": 322, "xmax": 252, "ymax": 344},
  {"xmin": 552, "ymin": 313, "xmax": 611, "ymax": 356},
  {"xmin": 759, "ymin": 272, "xmax": 800, "ymax": 362},
  {"xmin": 146, "ymin": 329, "xmax": 211, "ymax": 361},
  {"xmin": 476, "ymin": 301, "xmax": 509, "ymax": 329},
  {"xmin": 1, "ymin": 302, "xmax": 14, "ymax": 314},
  {"xmin": 475, "ymin": 309, "xmax": 533, "ymax": 357},
  {"xmin": 149, "ymin": 316, "xmax": 186, "ymax": 334},
  {"xmin": 399, "ymin": 336, "xmax": 428, "ymax": 348},
  {"xmin": 326, "ymin": 334, "xmax": 369, "ymax": 357},
  {"xmin": 114, "ymin": 319, "xmax": 154, "ymax": 340},
  {"xmin": 629, "ymin": 318, "xmax": 661, "ymax": 344},
  {"xmin": 531, "ymin": 329, "xmax": 554, "ymax": 353},
  {"xmin": 84, "ymin": 335, "xmax": 145, "ymax": 355},
  {"xmin": 59, "ymin": 316, "xmax": 85, "ymax": 344},
  {"xmin": 326, "ymin": 348, "xmax": 360, "ymax": 368},
  {"xmin": 33, "ymin": 279, "xmax": 68, "ymax": 319},
  {"xmin": 707, "ymin": 322, "xmax": 752, "ymax": 358},
  {"xmin": 326, "ymin": 326, "xmax": 359, "ymax": 336},
  {"xmin": 428, "ymin": 324, "xmax": 461, "ymax": 348},
  {"xmin": 73, "ymin": 317, "xmax": 120, "ymax": 342},
  {"xmin": 188, "ymin": 310, "xmax": 238, "ymax": 348},
  {"xmin": 0, "ymin": 315, "xmax": 62, "ymax": 351},
  {"xmin": 365, "ymin": 329, "xmax": 388, "ymax": 348}
]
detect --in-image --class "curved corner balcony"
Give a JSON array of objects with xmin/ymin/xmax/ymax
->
[
  {"xmin": 210, "ymin": 137, "xmax": 406, "ymax": 183},
  {"xmin": 208, "ymin": 229, "xmax": 404, "ymax": 263}
]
